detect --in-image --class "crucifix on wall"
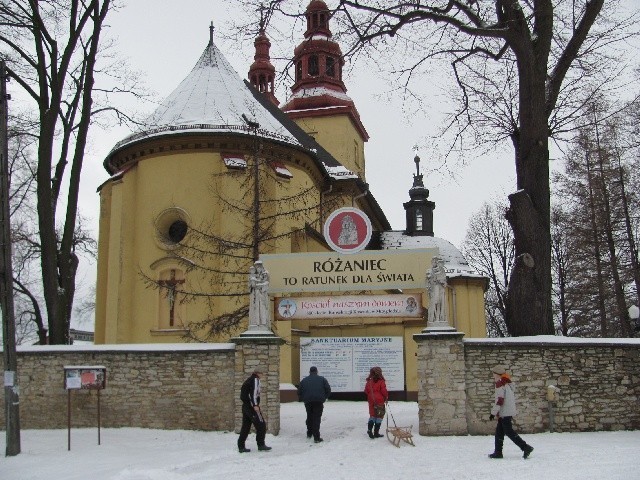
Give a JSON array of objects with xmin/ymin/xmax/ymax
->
[{"xmin": 158, "ymin": 269, "xmax": 185, "ymax": 327}]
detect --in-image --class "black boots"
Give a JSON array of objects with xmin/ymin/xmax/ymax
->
[
  {"xmin": 523, "ymin": 445, "xmax": 534, "ymax": 459},
  {"xmin": 367, "ymin": 421, "xmax": 383, "ymax": 439}
]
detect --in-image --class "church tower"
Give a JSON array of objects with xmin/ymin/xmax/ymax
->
[
  {"xmin": 403, "ymin": 154, "xmax": 435, "ymax": 236},
  {"xmin": 282, "ymin": 0, "xmax": 368, "ymax": 179},
  {"xmin": 248, "ymin": 16, "xmax": 279, "ymax": 106}
]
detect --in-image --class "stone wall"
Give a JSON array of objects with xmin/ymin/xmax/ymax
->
[
  {"xmin": 415, "ymin": 331, "xmax": 640, "ymax": 436},
  {"xmin": 414, "ymin": 330, "xmax": 467, "ymax": 435},
  {"xmin": 0, "ymin": 344, "xmax": 235, "ymax": 431},
  {"xmin": 232, "ymin": 334, "xmax": 284, "ymax": 435},
  {"xmin": 464, "ymin": 339, "xmax": 640, "ymax": 434}
]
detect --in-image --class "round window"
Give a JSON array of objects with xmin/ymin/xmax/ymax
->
[
  {"xmin": 154, "ymin": 208, "xmax": 191, "ymax": 249},
  {"xmin": 168, "ymin": 220, "xmax": 188, "ymax": 244}
]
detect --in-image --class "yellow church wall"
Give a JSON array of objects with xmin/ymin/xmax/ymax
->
[
  {"xmin": 291, "ymin": 115, "xmax": 365, "ymax": 178},
  {"xmin": 131, "ymin": 151, "xmax": 240, "ymax": 342},
  {"xmin": 94, "ymin": 182, "xmax": 112, "ymax": 344},
  {"xmin": 96, "ymin": 140, "xmax": 351, "ymax": 344},
  {"xmin": 450, "ymin": 278, "xmax": 487, "ymax": 338},
  {"xmin": 403, "ymin": 323, "xmax": 423, "ymax": 396}
]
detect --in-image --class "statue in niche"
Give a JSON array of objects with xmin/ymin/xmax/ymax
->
[
  {"xmin": 426, "ymin": 256, "xmax": 448, "ymax": 326},
  {"xmin": 249, "ymin": 260, "xmax": 271, "ymax": 331}
]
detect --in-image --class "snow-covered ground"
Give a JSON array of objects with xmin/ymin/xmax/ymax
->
[{"xmin": 2, "ymin": 401, "xmax": 638, "ymax": 479}]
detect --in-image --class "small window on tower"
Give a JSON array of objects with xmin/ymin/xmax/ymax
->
[
  {"xmin": 319, "ymin": 13, "xmax": 326, "ymax": 29},
  {"xmin": 326, "ymin": 57, "xmax": 335, "ymax": 77},
  {"xmin": 308, "ymin": 55, "xmax": 319, "ymax": 76},
  {"xmin": 296, "ymin": 61, "xmax": 303, "ymax": 81},
  {"xmin": 416, "ymin": 210, "xmax": 423, "ymax": 230}
]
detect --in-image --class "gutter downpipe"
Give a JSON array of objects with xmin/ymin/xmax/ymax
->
[{"xmin": 320, "ymin": 182, "xmax": 333, "ymax": 226}]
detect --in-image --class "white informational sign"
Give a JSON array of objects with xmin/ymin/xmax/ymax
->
[
  {"xmin": 4, "ymin": 371, "xmax": 15, "ymax": 387},
  {"xmin": 275, "ymin": 294, "xmax": 422, "ymax": 320},
  {"xmin": 300, "ymin": 337, "xmax": 404, "ymax": 392}
]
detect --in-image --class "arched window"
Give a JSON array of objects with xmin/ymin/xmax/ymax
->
[
  {"xmin": 416, "ymin": 210, "xmax": 423, "ymax": 230},
  {"xmin": 326, "ymin": 56, "xmax": 335, "ymax": 77},
  {"xmin": 308, "ymin": 55, "xmax": 319, "ymax": 76}
]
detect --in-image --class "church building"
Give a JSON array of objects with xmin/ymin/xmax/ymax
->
[{"xmin": 94, "ymin": 1, "xmax": 487, "ymax": 399}]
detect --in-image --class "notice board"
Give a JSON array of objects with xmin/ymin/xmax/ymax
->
[{"xmin": 300, "ymin": 337, "xmax": 404, "ymax": 392}]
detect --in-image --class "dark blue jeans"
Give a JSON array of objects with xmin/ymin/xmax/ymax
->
[{"xmin": 495, "ymin": 416, "xmax": 528, "ymax": 453}]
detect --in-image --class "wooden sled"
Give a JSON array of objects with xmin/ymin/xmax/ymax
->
[
  {"xmin": 386, "ymin": 425, "xmax": 415, "ymax": 448},
  {"xmin": 385, "ymin": 404, "xmax": 415, "ymax": 448}
]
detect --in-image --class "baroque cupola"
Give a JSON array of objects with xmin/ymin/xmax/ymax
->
[
  {"xmin": 281, "ymin": 0, "xmax": 367, "ymax": 142},
  {"xmin": 403, "ymin": 154, "xmax": 435, "ymax": 236},
  {"xmin": 248, "ymin": 16, "xmax": 279, "ymax": 106}
]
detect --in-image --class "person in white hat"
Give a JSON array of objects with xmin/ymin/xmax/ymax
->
[{"xmin": 488, "ymin": 365, "xmax": 534, "ymax": 459}]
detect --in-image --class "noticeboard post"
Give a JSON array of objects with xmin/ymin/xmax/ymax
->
[{"xmin": 63, "ymin": 366, "xmax": 107, "ymax": 451}]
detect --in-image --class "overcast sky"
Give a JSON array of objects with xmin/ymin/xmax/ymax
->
[{"xmin": 62, "ymin": 0, "xmax": 639, "ymax": 327}]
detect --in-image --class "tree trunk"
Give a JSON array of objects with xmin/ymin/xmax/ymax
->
[
  {"xmin": 505, "ymin": 58, "xmax": 554, "ymax": 336},
  {"xmin": 584, "ymin": 148, "xmax": 609, "ymax": 336}
]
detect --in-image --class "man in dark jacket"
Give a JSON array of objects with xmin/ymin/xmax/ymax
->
[
  {"xmin": 237, "ymin": 369, "xmax": 272, "ymax": 453},
  {"xmin": 297, "ymin": 366, "xmax": 331, "ymax": 443}
]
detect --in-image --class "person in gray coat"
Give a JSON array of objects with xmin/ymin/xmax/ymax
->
[
  {"xmin": 488, "ymin": 365, "xmax": 534, "ymax": 459},
  {"xmin": 298, "ymin": 366, "xmax": 331, "ymax": 443}
]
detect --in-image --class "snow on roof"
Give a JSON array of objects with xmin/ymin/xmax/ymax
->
[
  {"xmin": 379, "ymin": 231, "xmax": 482, "ymax": 278},
  {"xmin": 287, "ymin": 85, "xmax": 353, "ymax": 102},
  {"xmin": 323, "ymin": 164, "xmax": 358, "ymax": 179},
  {"xmin": 112, "ymin": 40, "xmax": 300, "ymax": 151}
]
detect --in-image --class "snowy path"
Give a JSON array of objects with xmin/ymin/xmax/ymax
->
[{"xmin": 2, "ymin": 401, "xmax": 638, "ymax": 479}]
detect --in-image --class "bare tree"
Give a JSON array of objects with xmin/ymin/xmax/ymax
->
[
  {"xmin": 247, "ymin": 0, "xmax": 638, "ymax": 336},
  {"xmin": 461, "ymin": 201, "xmax": 514, "ymax": 337},
  {"xmin": 591, "ymin": 106, "xmax": 632, "ymax": 336},
  {"xmin": 552, "ymin": 95, "xmax": 640, "ymax": 338},
  {"xmin": 0, "ymin": 1, "xmax": 140, "ymax": 344}
]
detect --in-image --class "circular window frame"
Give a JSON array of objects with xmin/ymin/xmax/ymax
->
[{"xmin": 154, "ymin": 207, "xmax": 191, "ymax": 250}]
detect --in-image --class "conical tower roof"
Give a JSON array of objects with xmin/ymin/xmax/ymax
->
[{"xmin": 110, "ymin": 35, "xmax": 299, "ymax": 154}]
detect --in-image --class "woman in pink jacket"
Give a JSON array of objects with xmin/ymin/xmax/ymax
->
[{"xmin": 364, "ymin": 366, "xmax": 388, "ymax": 439}]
